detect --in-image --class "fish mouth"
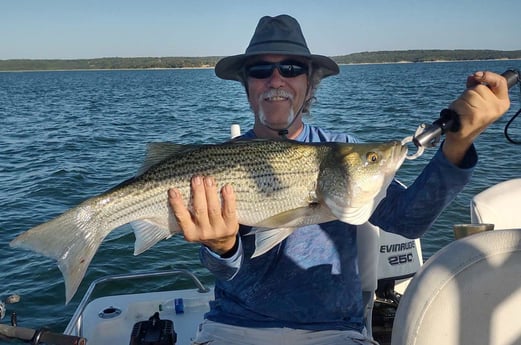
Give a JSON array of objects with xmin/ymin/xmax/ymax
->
[
  {"xmin": 397, "ymin": 141, "xmax": 408, "ymax": 161},
  {"xmin": 393, "ymin": 141, "xmax": 408, "ymax": 169},
  {"xmin": 385, "ymin": 141, "xmax": 408, "ymax": 172}
]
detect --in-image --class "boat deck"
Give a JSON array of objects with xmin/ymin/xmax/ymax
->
[
  {"xmin": 69, "ymin": 292, "xmax": 396, "ymax": 345},
  {"xmin": 63, "ymin": 270, "xmax": 399, "ymax": 344},
  {"xmin": 71, "ymin": 289, "xmax": 213, "ymax": 345}
]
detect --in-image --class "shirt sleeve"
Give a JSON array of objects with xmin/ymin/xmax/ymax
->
[
  {"xmin": 371, "ymin": 142, "xmax": 477, "ymax": 238},
  {"xmin": 199, "ymin": 235, "xmax": 243, "ymax": 281}
]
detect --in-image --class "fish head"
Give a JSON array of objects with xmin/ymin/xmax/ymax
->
[{"xmin": 318, "ymin": 140, "xmax": 407, "ymax": 225}]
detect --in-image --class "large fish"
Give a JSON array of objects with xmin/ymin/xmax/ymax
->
[{"xmin": 10, "ymin": 139, "xmax": 407, "ymax": 303}]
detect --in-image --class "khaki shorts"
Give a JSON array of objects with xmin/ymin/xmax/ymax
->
[{"xmin": 191, "ymin": 319, "xmax": 379, "ymax": 345}]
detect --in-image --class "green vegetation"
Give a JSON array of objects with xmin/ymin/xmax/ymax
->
[
  {"xmin": 333, "ymin": 49, "xmax": 521, "ymax": 64},
  {"xmin": 0, "ymin": 56, "xmax": 221, "ymax": 71},
  {"xmin": 1, "ymin": 50, "xmax": 520, "ymax": 71}
]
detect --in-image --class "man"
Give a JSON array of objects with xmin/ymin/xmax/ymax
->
[{"xmin": 168, "ymin": 15, "xmax": 510, "ymax": 345}]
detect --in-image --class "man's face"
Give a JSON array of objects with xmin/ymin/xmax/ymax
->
[{"xmin": 246, "ymin": 55, "xmax": 309, "ymax": 131}]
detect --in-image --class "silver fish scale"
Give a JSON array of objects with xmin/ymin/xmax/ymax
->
[
  {"xmin": 79, "ymin": 141, "xmax": 328, "ymax": 235},
  {"xmin": 130, "ymin": 140, "xmax": 328, "ymax": 227}
]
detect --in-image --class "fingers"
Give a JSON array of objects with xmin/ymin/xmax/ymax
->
[
  {"xmin": 191, "ymin": 176, "xmax": 237, "ymax": 230},
  {"xmin": 443, "ymin": 70, "xmax": 511, "ymax": 165},
  {"xmin": 168, "ymin": 188, "xmax": 190, "ymax": 229},
  {"xmin": 168, "ymin": 187, "xmax": 197, "ymax": 238},
  {"xmin": 466, "ymin": 71, "xmax": 510, "ymax": 100},
  {"xmin": 221, "ymin": 183, "xmax": 238, "ymax": 228},
  {"xmin": 190, "ymin": 175, "xmax": 212, "ymax": 229},
  {"xmin": 168, "ymin": 176, "xmax": 239, "ymax": 254},
  {"xmin": 452, "ymin": 70, "xmax": 510, "ymax": 123},
  {"xmin": 203, "ymin": 176, "xmax": 226, "ymax": 227}
]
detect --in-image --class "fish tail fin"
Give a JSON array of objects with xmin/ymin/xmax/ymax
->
[{"xmin": 10, "ymin": 205, "xmax": 108, "ymax": 304}]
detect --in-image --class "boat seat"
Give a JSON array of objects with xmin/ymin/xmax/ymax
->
[
  {"xmin": 357, "ymin": 222, "xmax": 423, "ymax": 338},
  {"xmin": 391, "ymin": 229, "xmax": 521, "ymax": 345},
  {"xmin": 470, "ymin": 178, "xmax": 521, "ymax": 229}
]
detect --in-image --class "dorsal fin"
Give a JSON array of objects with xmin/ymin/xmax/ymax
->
[{"xmin": 137, "ymin": 142, "xmax": 198, "ymax": 175}]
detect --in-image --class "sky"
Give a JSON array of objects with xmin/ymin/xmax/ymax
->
[{"xmin": 1, "ymin": 0, "xmax": 520, "ymax": 60}]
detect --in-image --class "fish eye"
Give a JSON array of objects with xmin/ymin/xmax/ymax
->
[{"xmin": 366, "ymin": 152, "xmax": 379, "ymax": 163}]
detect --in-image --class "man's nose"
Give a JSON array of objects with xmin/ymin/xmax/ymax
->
[{"xmin": 267, "ymin": 67, "xmax": 285, "ymax": 87}]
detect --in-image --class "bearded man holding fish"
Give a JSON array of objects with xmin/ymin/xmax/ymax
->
[{"xmin": 167, "ymin": 15, "xmax": 511, "ymax": 345}]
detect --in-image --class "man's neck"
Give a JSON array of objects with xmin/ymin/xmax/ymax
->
[{"xmin": 253, "ymin": 121, "xmax": 304, "ymax": 139}]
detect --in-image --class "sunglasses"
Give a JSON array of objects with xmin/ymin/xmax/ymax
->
[{"xmin": 246, "ymin": 60, "xmax": 309, "ymax": 79}]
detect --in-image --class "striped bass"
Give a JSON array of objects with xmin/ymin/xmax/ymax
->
[{"xmin": 10, "ymin": 139, "xmax": 407, "ymax": 303}]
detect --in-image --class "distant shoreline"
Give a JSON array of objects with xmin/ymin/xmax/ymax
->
[
  {"xmin": 339, "ymin": 57, "xmax": 521, "ymax": 66},
  {"xmin": 1, "ymin": 49, "xmax": 521, "ymax": 72},
  {"xmin": 0, "ymin": 66, "xmax": 217, "ymax": 73},
  {"xmin": 3, "ymin": 59, "xmax": 521, "ymax": 74}
]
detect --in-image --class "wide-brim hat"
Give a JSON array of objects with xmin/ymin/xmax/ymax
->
[{"xmin": 215, "ymin": 15, "xmax": 339, "ymax": 82}]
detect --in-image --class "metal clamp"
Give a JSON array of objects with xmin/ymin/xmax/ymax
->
[{"xmin": 402, "ymin": 124, "xmax": 427, "ymax": 160}]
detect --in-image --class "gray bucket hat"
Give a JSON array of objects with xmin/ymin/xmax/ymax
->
[{"xmin": 215, "ymin": 15, "xmax": 339, "ymax": 82}]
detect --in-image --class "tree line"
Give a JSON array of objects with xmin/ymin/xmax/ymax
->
[
  {"xmin": 333, "ymin": 49, "xmax": 521, "ymax": 64},
  {"xmin": 1, "ymin": 50, "xmax": 520, "ymax": 71}
]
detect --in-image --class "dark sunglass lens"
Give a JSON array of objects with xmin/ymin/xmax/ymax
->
[
  {"xmin": 247, "ymin": 64, "xmax": 274, "ymax": 79},
  {"xmin": 278, "ymin": 63, "xmax": 307, "ymax": 77},
  {"xmin": 246, "ymin": 61, "xmax": 308, "ymax": 79}
]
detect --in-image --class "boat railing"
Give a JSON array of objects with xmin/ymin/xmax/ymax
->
[{"xmin": 64, "ymin": 268, "xmax": 210, "ymax": 336}]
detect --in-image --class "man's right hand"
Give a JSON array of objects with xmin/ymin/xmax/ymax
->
[{"xmin": 168, "ymin": 175, "xmax": 239, "ymax": 256}]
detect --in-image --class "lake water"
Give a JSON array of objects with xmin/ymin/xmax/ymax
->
[{"xmin": 1, "ymin": 60, "xmax": 520, "ymax": 333}]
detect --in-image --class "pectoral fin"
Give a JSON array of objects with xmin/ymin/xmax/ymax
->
[
  {"xmin": 131, "ymin": 219, "xmax": 172, "ymax": 255},
  {"xmin": 247, "ymin": 204, "xmax": 337, "ymax": 258},
  {"xmin": 251, "ymin": 227, "xmax": 296, "ymax": 258},
  {"xmin": 254, "ymin": 204, "xmax": 336, "ymax": 228}
]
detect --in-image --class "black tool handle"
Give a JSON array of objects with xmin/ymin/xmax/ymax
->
[{"xmin": 503, "ymin": 69, "xmax": 520, "ymax": 89}]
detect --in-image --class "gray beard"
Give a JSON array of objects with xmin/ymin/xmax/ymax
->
[
  {"xmin": 259, "ymin": 107, "xmax": 295, "ymax": 129},
  {"xmin": 257, "ymin": 89, "xmax": 295, "ymax": 129}
]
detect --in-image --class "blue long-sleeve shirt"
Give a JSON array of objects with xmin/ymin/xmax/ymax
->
[{"xmin": 200, "ymin": 123, "xmax": 476, "ymax": 332}]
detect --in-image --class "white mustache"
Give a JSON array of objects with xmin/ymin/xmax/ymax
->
[{"xmin": 261, "ymin": 89, "xmax": 294, "ymax": 101}]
